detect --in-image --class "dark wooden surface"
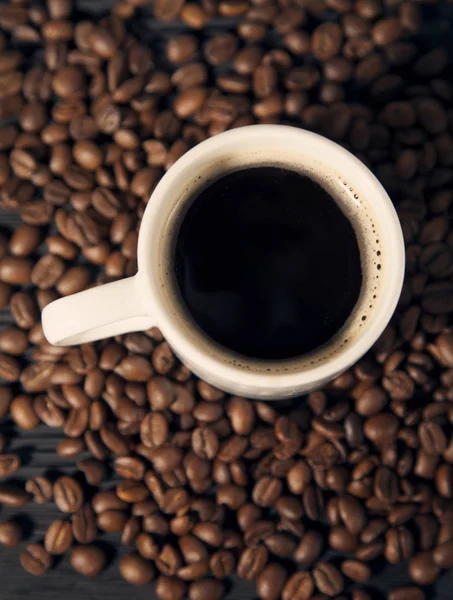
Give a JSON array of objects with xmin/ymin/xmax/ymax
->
[{"xmin": 1, "ymin": 0, "xmax": 453, "ymax": 598}]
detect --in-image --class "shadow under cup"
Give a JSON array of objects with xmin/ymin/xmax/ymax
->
[{"xmin": 141, "ymin": 127, "xmax": 404, "ymax": 382}]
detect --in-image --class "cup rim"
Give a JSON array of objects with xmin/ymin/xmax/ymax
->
[{"xmin": 138, "ymin": 125, "xmax": 405, "ymax": 394}]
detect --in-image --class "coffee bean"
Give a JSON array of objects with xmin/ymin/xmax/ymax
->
[
  {"xmin": 120, "ymin": 553, "xmax": 155, "ymax": 585},
  {"xmin": 385, "ymin": 527, "xmax": 414, "ymax": 564},
  {"xmin": 114, "ymin": 456, "xmax": 145, "ymax": 481},
  {"xmin": 209, "ymin": 549, "xmax": 235, "ymax": 579},
  {"xmin": 0, "ymin": 327, "xmax": 29, "ymax": 355},
  {"xmin": 313, "ymin": 562, "xmax": 344, "ymax": 596},
  {"xmin": 72, "ymin": 505, "xmax": 97, "ymax": 544},
  {"xmin": 419, "ymin": 421, "xmax": 447, "ymax": 454},
  {"xmin": 31, "ymin": 254, "xmax": 65, "ymax": 289},
  {"xmin": 0, "ymin": 257, "xmax": 32, "ymax": 284},
  {"xmin": 192, "ymin": 427, "xmax": 219, "ymax": 459},
  {"xmin": 364, "ymin": 413, "xmax": 399, "ymax": 446},
  {"xmin": 0, "ymin": 454, "xmax": 20, "ymax": 478},
  {"xmin": 77, "ymin": 458, "xmax": 105, "ymax": 486},
  {"xmin": 312, "ymin": 23, "xmax": 342, "ymax": 61},
  {"xmin": 340, "ymin": 560, "xmax": 371, "ymax": 583},
  {"xmin": 294, "ymin": 530, "xmax": 323, "ymax": 566},
  {"xmin": 177, "ymin": 558, "xmax": 210, "ymax": 580},
  {"xmin": 156, "ymin": 575, "xmax": 187, "ymax": 600},
  {"xmin": 388, "ymin": 589, "xmax": 425, "ymax": 600},
  {"xmin": 409, "ymin": 551, "xmax": 440, "ymax": 585},
  {"xmin": 228, "ymin": 396, "xmax": 255, "ymax": 435},
  {"xmin": 10, "ymin": 291, "xmax": 39, "ymax": 329},
  {"xmin": 0, "ymin": 520, "xmax": 22, "ymax": 547},
  {"xmin": 265, "ymin": 533, "xmax": 296, "ymax": 558},
  {"xmin": 20, "ymin": 544, "xmax": 52, "ymax": 576},
  {"xmin": 140, "ymin": 412, "xmax": 169, "ymax": 448},
  {"xmin": 329, "ymin": 526, "xmax": 358, "ymax": 553},
  {"xmin": 97, "ymin": 509, "xmax": 128, "ymax": 533},
  {"xmin": 54, "ymin": 476, "xmax": 84, "ymax": 513},
  {"xmin": 356, "ymin": 386, "xmax": 388, "ymax": 416},
  {"xmin": 70, "ymin": 544, "xmax": 107, "ymax": 577},
  {"xmin": 26, "ymin": 476, "xmax": 53, "ymax": 504},
  {"xmin": 257, "ymin": 563, "xmax": 287, "ymax": 600},
  {"xmin": 237, "ymin": 545, "xmax": 268, "ymax": 580},
  {"xmin": 189, "ymin": 579, "xmax": 224, "ymax": 600},
  {"xmin": 205, "ymin": 34, "xmax": 237, "ymax": 66},
  {"xmin": 9, "ymin": 224, "xmax": 42, "ymax": 257},
  {"xmin": 44, "ymin": 519, "xmax": 73, "ymax": 555},
  {"xmin": 253, "ymin": 477, "xmax": 282, "ymax": 507},
  {"xmin": 56, "ymin": 438, "xmax": 85, "ymax": 458},
  {"xmin": 436, "ymin": 463, "xmax": 453, "ymax": 498},
  {"xmin": 431, "ymin": 538, "xmax": 453, "ymax": 568},
  {"xmin": 218, "ymin": 435, "xmax": 248, "ymax": 462},
  {"xmin": 156, "ymin": 543, "xmax": 182, "ymax": 576},
  {"xmin": 282, "ymin": 572, "xmax": 314, "ymax": 600}
]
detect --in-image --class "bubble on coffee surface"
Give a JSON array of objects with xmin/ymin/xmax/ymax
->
[{"xmin": 164, "ymin": 153, "xmax": 384, "ymax": 374}]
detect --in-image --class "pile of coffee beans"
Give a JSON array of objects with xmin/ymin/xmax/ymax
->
[{"xmin": 1, "ymin": 0, "xmax": 453, "ymax": 598}]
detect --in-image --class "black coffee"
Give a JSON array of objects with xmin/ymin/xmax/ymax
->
[{"xmin": 174, "ymin": 166, "xmax": 362, "ymax": 360}]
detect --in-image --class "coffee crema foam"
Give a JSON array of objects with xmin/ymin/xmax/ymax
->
[{"xmin": 161, "ymin": 152, "xmax": 384, "ymax": 374}]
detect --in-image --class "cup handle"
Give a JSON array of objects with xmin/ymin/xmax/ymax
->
[{"xmin": 42, "ymin": 275, "xmax": 155, "ymax": 346}]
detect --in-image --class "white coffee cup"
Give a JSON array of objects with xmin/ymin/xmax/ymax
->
[{"xmin": 42, "ymin": 125, "xmax": 405, "ymax": 399}]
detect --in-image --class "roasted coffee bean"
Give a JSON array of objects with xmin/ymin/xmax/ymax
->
[
  {"xmin": 114, "ymin": 456, "xmax": 145, "ymax": 481},
  {"xmin": 10, "ymin": 291, "xmax": 39, "ymax": 328},
  {"xmin": 26, "ymin": 476, "xmax": 53, "ymax": 504},
  {"xmin": 54, "ymin": 476, "xmax": 84, "ymax": 513},
  {"xmin": 387, "ymin": 589, "xmax": 425, "ymax": 600},
  {"xmin": 136, "ymin": 532, "xmax": 159, "ymax": 560},
  {"xmin": 189, "ymin": 579, "xmax": 224, "ymax": 600},
  {"xmin": 97, "ymin": 509, "xmax": 128, "ymax": 533},
  {"xmin": 313, "ymin": 562, "xmax": 344, "ymax": 596},
  {"xmin": 155, "ymin": 575, "xmax": 187, "ymax": 600},
  {"xmin": 156, "ymin": 543, "xmax": 183, "ymax": 576},
  {"xmin": 257, "ymin": 563, "xmax": 287, "ymax": 600},
  {"xmin": 0, "ymin": 519, "xmax": 22, "ymax": 548},
  {"xmin": 70, "ymin": 544, "xmax": 107, "ymax": 577},
  {"xmin": 433, "ymin": 539, "xmax": 453, "ymax": 568},
  {"xmin": 0, "ymin": 327, "xmax": 28, "ymax": 355},
  {"xmin": 228, "ymin": 396, "xmax": 255, "ymax": 435},
  {"xmin": 140, "ymin": 412, "xmax": 169, "ymax": 448},
  {"xmin": 72, "ymin": 505, "xmax": 97, "ymax": 544},
  {"xmin": 0, "ymin": 484, "xmax": 31, "ymax": 507},
  {"xmin": 210, "ymin": 550, "xmax": 235, "ymax": 579},
  {"xmin": 385, "ymin": 527, "xmax": 414, "ymax": 564},
  {"xmin": 57, "ymin": 438, "xmax": 85, "ymax": 458},
  {"xmin": 120, "ymin": 553, "xmax": 155, "ymax": 585},
  {"xmin": 436, "ymin": 463, "xmax": 453, "ymax": 498},
  {"xmin": 20, "ymin": 544, "xmax": 52, "ymax": 576},
  {"xmin": 253, "ymin": 477, "xmax": 282, "ymax": 507},
  {"xmin": 265, "ymin": 533, "xmax": 296, "ymax": 558},
  {"xmin": 117, "ymin": 480, "xmax": 149, "ymax": 503},
  {"xmin": 193, "ymin": 522, "xmax": 223, "ymax": 546},
  {"xmin": 312, "ymin": 23, "xmax": 343, "ymax": 62},
  {"xmin": 329, "ymin": 526, "xmax": 358, "ymax": 553},
  {"xmin": 290, "ymin": 529, "xmax": 320, "ymax": 564},
  {"xmin": 409, "ymin": 551, "xmax": 440, "ymax": 585},
  {"xmin": 0, "ymin": 453, "xmax": 20, "ymax": 478},
  {"xmin": 121, "ymin": 516, "xmax": 141, "ymax": 546},
  {"xmin": 44, "ymin": 519, "xmax": 73, "ymax": 555},
  {"xmin": 77, "ymin": 458, "xmax": 105, "ymax": 486},
  {"xmin": 237, "ymin": 545, "xmax": 268, "ymax": 580},
  {"xmin": 192, "ymin": 427, "xmax": 219, "ymax": 459},
  {"xmin": 282, "ymin": 572, "xmax": 315, "ymax": 600},
  {"xmin": 341, "ymin": 560, "xmax": 371, "ymax": 583}
]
